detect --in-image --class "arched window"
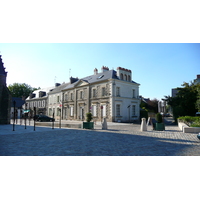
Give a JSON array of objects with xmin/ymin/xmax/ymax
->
[
  {"xmin": 125, "ymin": 74, "xmax": 127, "ymax": 81},
  {"xmin": 120, "ymin": 73, "xmax": 123, "ymax": 80},
  {"xmin": 128, "ymin": 75, "xmax": 131, "ymax": 82}
]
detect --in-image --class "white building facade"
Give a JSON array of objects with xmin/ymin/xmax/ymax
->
[{"xmin": 58, "ymin": 66, "xmax": 140, "ymax": 122}]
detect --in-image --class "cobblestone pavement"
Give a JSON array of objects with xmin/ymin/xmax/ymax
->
[{"xmin": 0, "ymin": 122, "xmax": 200, "ymax": 156}]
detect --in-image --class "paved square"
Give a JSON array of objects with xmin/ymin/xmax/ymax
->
[{"xmin": 0, "ymin": 122, "xmax": 200, "ymax": 156}]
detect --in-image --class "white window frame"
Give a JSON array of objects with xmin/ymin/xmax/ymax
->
[
  {"xmin": 92, "ymin": 105, "xmax": 97, "ymax": 117},
  {"xmin": 132, "ymin": 105, "xmax": 136, "ymax": 116},
  {"xmin": 70, "ymin": 106, "xmax": 74, "ymax": 116},
  {"xmin": 116, "ymin": 87, "xmax": 120, "ymax": 97},
  {"xmin": 116, "ymin": 104, "xmax": 120, "ymax": 116}
]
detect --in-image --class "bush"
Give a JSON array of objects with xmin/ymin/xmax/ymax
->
[
  {"xmin": 86, "ymin": 112, "xmax": 93, "ymax": 122},
  {"xmin": 156, "ymin": 113, "xmax": 163, "ymax": 123},
  {"xmin": 178, "ymin": 116, "xmax": 200, "ymax": 127},
  {"xmin": 140, "ymin": 109, "xmax": 148, "ymax": 121}
]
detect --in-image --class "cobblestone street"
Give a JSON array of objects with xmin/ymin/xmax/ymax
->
[{"xmin": 1, "ymin": 121, "xmax": 200, "ymax": 156}]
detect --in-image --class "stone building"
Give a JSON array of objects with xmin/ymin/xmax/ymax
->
[
  {"xmin": 47, "ymin": 82, "xmax": 70, "ymax": 120},
  {"xmin": 25, "ymin": 86, "xmax": 56, "ymax": 117},
  {"xmin": 58, "ymin": 66, "xmax": 140, "ymax": 122},
  {"xmin": 0, "ymin": 55, "xmax": 12, "ymax": 124}
]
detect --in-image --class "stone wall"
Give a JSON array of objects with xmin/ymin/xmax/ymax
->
[{"xmin": 0, "ymin": 85, "xmax": 12, "ymax": 124}]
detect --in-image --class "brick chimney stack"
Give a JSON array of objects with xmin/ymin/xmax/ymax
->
[{"xmin": 101, "ymin": 66, "xmax": 109, "ymax": 73}]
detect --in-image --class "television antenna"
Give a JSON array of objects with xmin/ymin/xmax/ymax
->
[{"xmin": 69, "ymin": 68, "xmax": 71, "ymax": 79}]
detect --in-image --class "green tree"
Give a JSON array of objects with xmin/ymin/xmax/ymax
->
[
  {"xmin": 163, "ymin": 81, "xmax": 199, "ymax": 121},
  {"xmin": 196, "ymin": 84, "xmax": 200, "ymax": 112},
  {"xmin": 8, "ymin": 83, "xmax": 40, "ymax": 98}
]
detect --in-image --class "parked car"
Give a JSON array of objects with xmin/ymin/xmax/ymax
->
[{"xmin": 34, "ymin": 115, "xmax": 55, "ymax": 122}]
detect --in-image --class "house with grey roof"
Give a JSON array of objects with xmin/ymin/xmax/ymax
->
[
  {"xmin": 47, "ymin": 82, "xmax": 70, "ymax": 120},
  {"xmin": 58, "ymin": 66, "xmax": 140, "ymax": 122},
  {"xmin": 25, "ymin": 85, "xmax": 56, "ymax": 117}
]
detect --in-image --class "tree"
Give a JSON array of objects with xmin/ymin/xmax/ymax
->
[
  {"xmin": 196, "ymin": 84, "xmax": 200, "ymax": 112},
  {"xmin": 163, "ymin": 81, "xmax": 199, "ymax": 121},
  {"xmin": 8, "ymin": 83, "xmax": 40, "ymax": 98}
]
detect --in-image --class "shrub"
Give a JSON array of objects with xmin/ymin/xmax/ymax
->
[
  {"xmin": 178, "ymin": 116, "xmax": 200, "ymax": 127},
  {"xmin": 140, "ymin": 109, "xmax": 148, "ymax": 121},
  {"xmin": 86, "ymin": 112, "xmax": 93, "ymax": 122},
  {"xmin": 156, "ymin": 113, "xmax": 163, "ymax": 123}
]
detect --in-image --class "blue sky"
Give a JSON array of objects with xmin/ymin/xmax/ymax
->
[{"xmin": 1, "ymin": 43, "xmax": 199, "ymax": 100}]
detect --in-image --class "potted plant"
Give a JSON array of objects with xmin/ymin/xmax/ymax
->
[
  {"xmin": 155, "ymin": 113, "xmax": 165, "ymax": 131},
  {"xmin": 83, "ymin": 112, "xmax": 94, "ymax": 129}
]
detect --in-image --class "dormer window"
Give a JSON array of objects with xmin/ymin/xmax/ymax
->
[{"xmin": 125, "ymin": 74, "xmax": 127, "ymax": 81}]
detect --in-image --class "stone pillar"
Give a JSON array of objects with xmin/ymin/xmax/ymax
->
[
  {"xmin": 140, "ymin": 118, "xmax": 147, "ymax": 131},
  {"xmin": 102, "ymin": 117, "xmax": 107, "ymax": 130}
]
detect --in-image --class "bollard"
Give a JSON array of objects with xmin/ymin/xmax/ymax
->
[
  {"xmin": 102, "ymin": 118, "xmax": 107, "ymax": 130},
  {"xmin": 140, "ymin": 118, "xmax": 147, "ymax": 131}
]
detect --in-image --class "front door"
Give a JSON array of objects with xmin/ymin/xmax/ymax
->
[{"xmin": 80, "ymin": 107, "xmax": 84, "ymax": 120}]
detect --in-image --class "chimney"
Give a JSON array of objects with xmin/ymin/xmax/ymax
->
[
  {"xmin": 94, "ymin": 68, "xmax": 98, "ymax": 75},
  {"xmin": 101, "ymin": 66, "xmax": 109, "ymax": 73},
  {"xmin": 70, "ymin": 77, "xmax": 79, "ymax": 84}
]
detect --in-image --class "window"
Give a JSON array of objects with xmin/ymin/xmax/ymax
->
[
  {"xmin": 120, "ymin": 73, "xmax": 123, "ymax": 80},
  {"xmin": 71, "ymin": 93, "xmax": 74, "ymax": 100},
  {"xmin": 116, "ymin": 104, "xmax": 120, "ymax": 116},
  {"xmin": 57, "ymin": 96, "xmax": 60, "ymax": 103},
  {"xmin": 116, "ymin": 87, "xmax": 120, "ymax": 96},
  {"xmin": 65, "ymin": 94, "xmax": 68, "ymax": 101},
  {"xmin": 102, "ymin": 87, "xmax": 106, "ymax": 96},
  {"xmin": 133, "ymin": 89, "xmax": 135, "ymax": 98},
  {"xmin": 49, "ymin": 108, "xmax": 52, "ymax": 116},
  {"xmin": 70, "ymin": 106, "xmax": 74, "ymax": 116},
  {"xmin": 98, "ymin": 75, "xmax": 104, "ymax": 79},
  {"xmin": 57, "ymin": 108, "xmax": 61, "ymax": 116},
  {"xmin": 125, "ymin": 74, "xmax": 127, "ymax": 81},
  {"xmin": 93, "ymin": 89, "xmax": 97, "ymax": 97},
  {"xmin": 132, "ymin": 105, "xmax": 136, "ymax": 116},
  {"xmin": 128, "ymin": 75, "xmax": 131, "ymax": 82},
  {"xmin": 103, "ymin": 105, "xmax": 106, "ymax": 117},
  {"xmin": 80, "ymin": 91, "xmax": 83, "ymax": 99},
  {"xmin": 92, "ymin": 105, "xmax": 97, "ymax": 117},
  {"xmin": 41, "ymin": 100, "xmax": 45, "ymax": 108}
]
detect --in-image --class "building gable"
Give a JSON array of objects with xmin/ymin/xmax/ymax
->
[{"xmin": 74, "ymin": 80, "xmax": 89, "ymax": 87}]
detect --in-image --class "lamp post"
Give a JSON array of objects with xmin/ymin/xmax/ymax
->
[
  {"xmin": 34, "ymin": 107, "xmax": 36, "ymax": 131},
  {"xmin": 59, "ymin": 108, "xmax": 61, "ymax": 129},
  {"xmin": 127, "ymin": 105, "xmax": 131, "ymax": 123},
  {"xmin": 52, "ymin": 112, "xmax": 54, "ymax": 129},
  {"xmin": 25, "ymin": 103, "xmax": 27, "ymax": 129},
  {"xmin": 13, "ymin": 101, "xmax": 16, "ymax": 131}
]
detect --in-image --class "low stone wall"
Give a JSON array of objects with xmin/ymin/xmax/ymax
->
[{"xmin": 178, "ymin": 120, "xmax": 200, "ymax": 133}]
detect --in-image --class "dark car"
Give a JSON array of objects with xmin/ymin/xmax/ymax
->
[{"xmin": 34, "ymin": 115, "xmax": 55, "ymax": 122}]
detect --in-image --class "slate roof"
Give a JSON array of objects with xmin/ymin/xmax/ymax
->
[
  {"xmin": 26, "ymin": 86, "xmax": 55, "ymax": 100},
  {"xmin": 63, "ymin": 70, "xmax": 139, "ymax": 90},
  {"xmin": 48, "ymin": 82, "xmax": 71, "ymax": 94},
  {"xmin": 12, "ymin": 97, "xmax": 25, "ymax": 108}
]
